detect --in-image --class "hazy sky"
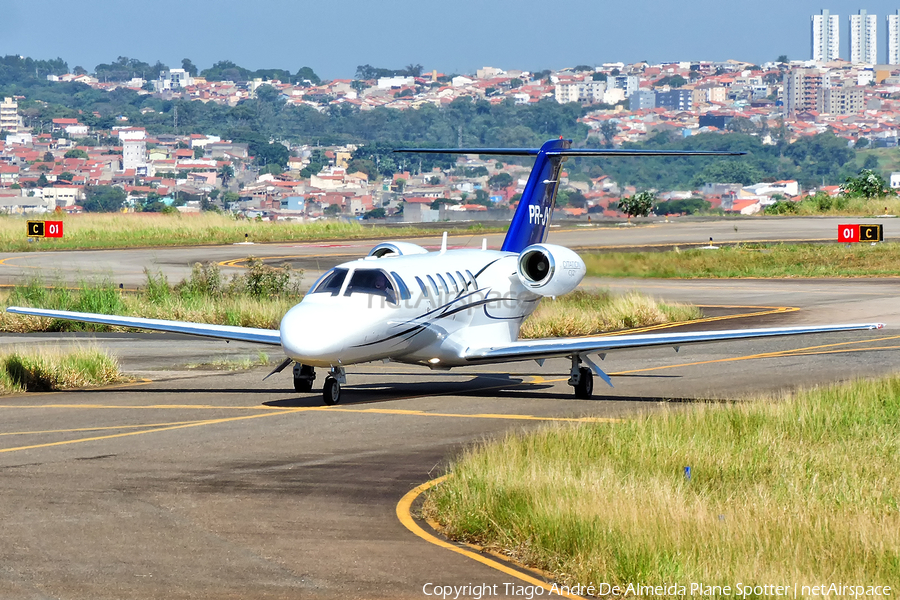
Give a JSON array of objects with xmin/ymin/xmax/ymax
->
[{"xmin": 3, "ymin": 1, "xmax": 900, "ymax": 79}]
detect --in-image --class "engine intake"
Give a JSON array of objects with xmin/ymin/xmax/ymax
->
[{"xmin": 516, "ymin": 244, "xmax": 585, "ymax": 297}]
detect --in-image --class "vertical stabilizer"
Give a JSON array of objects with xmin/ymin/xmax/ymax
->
[{"xmin": 500, "ymin": 138, "xmax": 570, "ymax": 253}]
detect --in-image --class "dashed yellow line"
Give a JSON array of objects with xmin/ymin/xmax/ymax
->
[
  {"xmin": 397, "ymin": 476, "xmax": 582, "ymax": 599},
  {"xmin": 327, "ymin": 407, "xmax": 618, "ymax": 423}
]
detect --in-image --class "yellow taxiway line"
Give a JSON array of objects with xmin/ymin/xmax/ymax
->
[{"xmin": 397, "ymin": 475, "xmax": 583, "ymax": 599}]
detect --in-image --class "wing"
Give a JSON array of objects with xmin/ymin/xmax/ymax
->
[
  {"xmin": 6, "ymin": 307, "xmax": 282, "ymax": 346},
  {"xmin": 464, "ymin": 323, "xmax": 884, "ymax": 364}
]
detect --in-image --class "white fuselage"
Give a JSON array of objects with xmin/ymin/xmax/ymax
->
[{"xmin": 278, "ymin": 249, "xmax": 543, "ymax": 368}]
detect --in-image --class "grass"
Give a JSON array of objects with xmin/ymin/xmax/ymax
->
[
  {"xmin": 423, "ymin": 377, "xmax": 900, "ymax": 594},
  {"xmin": 186, "ymin": 351, "xmax": 272, "ymax": 371},
  {"xmin": 519, "ymin": 291, "xmax": 700, "ymax": 338},
  {"xmin": 584, "ymin": 242, "xmax": 900, "ymax": 278},
  {"xmin": 0, "ymin": 260, "xmax": 302, "ymax": 332},
  {"xmin": 0, "ymin": 212, "xmax": 505, "ymax": 252},
  {"xmin": 764, "ymin": 194, "xmax": 900, "ymax": 217},
  {"xmin": 0, "ymin": 347, "xmax": 127, "ymax": 393}
]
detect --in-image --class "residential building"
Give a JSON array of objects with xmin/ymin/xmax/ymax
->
[
  {"xmin": 117, "ymin": 127, "xmax": 148, "ymax": 172},
  {"xmin": 784, "ymin": 69, "xmax": 826, "ymax": 115},
  {"xmin": 609, "ymin": 75, "xmax": 639, "ymax": 98},
  {"xmin": 812, "ymin": 9, "xmax": 841, "ymax": 61},
  {"xmin": 656, "ymin": 89, "xmax": 692, "ymax": 111},
  {"xmin": 156, "ymin": 68, "xmax": 194, "ymax": 91},
  {"xmin": 629, "ymin": 90, "xmax": 656, "ymax": 111},
  {"xmin": 888, "ymin": 11, "xmax": 900, "ymax": 64},
  {"xmin": 0, "ymin": 97, "xmax": 19, "ymax": 134},
  {"xmin": 850, "ymin": 10, "xmax": 878, "ymax": 64},
  {"xmin": 554, "ymin": 78, "xmax": 606, "ymax": 104},
  {"xmin": 821, "ymin": 85, "xmax": 865, "ymax": 114}
]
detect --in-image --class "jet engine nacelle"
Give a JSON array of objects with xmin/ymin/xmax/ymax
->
[
  {"xmin": 368, "ymin": 241, "xmax": 429, "ymax": 258},
  {"xmin": 516, "ymin": 243, "xmax": 586, "ymax": 297}
]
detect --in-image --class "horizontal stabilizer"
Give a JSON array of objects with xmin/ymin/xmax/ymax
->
[
  {"xmin": 6, "ymin": 307, "xmax": 282, "ymax": 346},
  {"xmin": 394, "ymin": 148, "xmax": 746, "ymax": 157}
]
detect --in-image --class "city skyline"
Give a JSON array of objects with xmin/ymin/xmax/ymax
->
[{"xmin": 5, "ymin": 1, "xmax": 900, "ymax": 79}]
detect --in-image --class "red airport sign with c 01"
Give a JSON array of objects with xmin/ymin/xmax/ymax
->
[
  {"xmin": 838, "ymin": 224, "xmax": 883, "ymax": 243},
  {"xmin": 26, "ymin": 220, "xmax": 63, "ymax": 238}
]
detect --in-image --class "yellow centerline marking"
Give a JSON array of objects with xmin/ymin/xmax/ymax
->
[
  {"xmin": 398, "ymin": 476, "xmax": 583, "ymax": 599},
  {"xmin": 0, "ymin": 419, "xmax": 220, "ymax": 437},
  {"xmin": 609, "ymin": 335, "xmax": 900, "ymax": 376},
  {"xmin": 327, "ymin": 407, "xmax": 618, "ymax": 423},
  {"xmin": 0, "ymin": 410, "xmax": 305, "ymax": 454}
]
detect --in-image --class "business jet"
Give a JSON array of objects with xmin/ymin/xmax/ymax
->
[{"xmin": 7, "ymin": 139, "xmax": 884, "ymax": 405}]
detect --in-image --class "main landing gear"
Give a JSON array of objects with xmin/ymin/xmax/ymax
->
[
  {"xmin": 568, "ymin": 356, "xmax": 593, "ymax": 399},
  {"xmin": 293, "ymin": 363, "xmax": 316, "ymax": 392}
]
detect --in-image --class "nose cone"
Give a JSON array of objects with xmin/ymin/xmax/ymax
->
[{"xmin": 280, "ymin": 301, "xmax": 347, "ymax": 365}]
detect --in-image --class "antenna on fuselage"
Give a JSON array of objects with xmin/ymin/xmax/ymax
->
[
  {"xmin": 482, "ymin": 238, "xmax": 487, "ymax": 251},
  {"xmin": 440, "ymin": 231, "xmax": 448, "ymax": 253}
]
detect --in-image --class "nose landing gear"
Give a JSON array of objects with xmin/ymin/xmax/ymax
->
[{"xmin": 322, "ymin": 366, "xmax": 347, "ymax": 405}]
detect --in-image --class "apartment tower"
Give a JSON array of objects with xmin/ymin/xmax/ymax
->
[
  {"xmin": 888, "ymin": 10, "xmax": 900, "ymax": 64},
  {"xmin": 850, "ymin": 10, "xmax": 878, "ymax": 64},
  {"xmin": 812, "ymin": 10, "xmax": 841, "ymax": 61}
]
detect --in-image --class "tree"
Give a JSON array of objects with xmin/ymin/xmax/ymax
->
[
  {"xmin": 37, "ymin": 173, "xmax": 49, "ymax": 187},
  {"xmin": 324, "ymin": 204, "xmax": 341, "ymax": 216},
  {"xmin": 862, "ymin": 154, "xmax": 879, "ymax": 171},
  {"xmin": 82, "ymin": 185, "xmax": 126, "ymax": 212},
  {"xmin": 777, "ymin": 55, "xmax": 789, "ymax": 64},
  {"xmin": 42, "ymin": 151, "xmax": 54, "ymax": 163},
  {"xmin": 403, "ymin": 63, "xmax": 423, "ymax": 77},
  {"xmin": 294, "ymin": 66, "xmax": 321, "ymax": 86},
  {"xmin": 394, "ymin": 178, "xmax": 406, "ymax": 192},
  {"xmin": 181, "ymin": 58, "xmax": 198, "ymax": 77},
  {"xmin": 488, "ymin": 172, "xmax": 513, "ymax": 189},
  {"xmin": 428, "ymin": 175, "xmax": 441, "ymax": 185},
  {"xmin": 856, "ymin": 137, "xmax": 870, "ymax": 149},
  {"xmin": 58, "ymin": 171, "xmax": 74, "ymax": 181},
  {"xmin": 218, "ymin": 163, "xmax": 234, "ymax": 186},
  {"xmin": 64, "ymin": 148, "xmax": 88, "ymax": 159},
  {"xmin": 193, "ymin": 147, "xmax": 205, "ymax": 159},
  {"xmin": 363, "ymin": 207, "xmax": 386, "ymax": 219},
  {"xmin": 618, "ymin": 191, "xmax": 655, "ymax": 220},
  {"xmin": 600, "ymin": 121, "xmax": 618, "ymax": 147},
  {"xmin": 841, "ymin": 169, "xmax": 890, "ymax": 199},
  {"xmin": 592, "ymin": 72, "xmax": 607, "ymax": 81}
]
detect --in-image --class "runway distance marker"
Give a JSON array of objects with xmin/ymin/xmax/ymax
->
[
  {"xmin": 838, "ymin": 223, "xmax": 882, "ymax": 242},
  {"xmin": 26, "ymin": 220, "xmax": 63, "ymax": 238}
]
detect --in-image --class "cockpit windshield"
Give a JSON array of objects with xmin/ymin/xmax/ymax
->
[
  {"xmin": 310, "ymin": 268, "xmax": 348, "ymax": 295},
  {"xmin": 344, "ymin": 269, "xmax": 397, "ymax": 304}
]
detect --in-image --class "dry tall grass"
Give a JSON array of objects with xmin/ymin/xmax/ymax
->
[
  {"xmin": 0, "ymin": 347, "xmax": 127, "ymax": 393},
  {"xmin": 584, "ymin": 242, "xmax": 900, "ymax": 279},
  {"xmin": 0, "ymin": 212, "xmax": 456, "ymax": 252},
  {"xmin": 424, "ymin": 377, "xmax": 900, "ymax": 593},
  {"xmin": 520, "ymin": 291, "xmax": 700, "ymax": 338}
]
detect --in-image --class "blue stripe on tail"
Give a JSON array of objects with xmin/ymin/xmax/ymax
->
[{"xmin": 500, "ymin": 138, "xmax": 571, "ymax": 253}]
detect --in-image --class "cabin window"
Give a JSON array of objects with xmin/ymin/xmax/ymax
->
[
  {"xmin": 310, "ymin": 268, "xmax": 348, "ymax": 295},
  {"xmin": 426, "ymin": 275, "xmax": 439, "ymax": 296},
  {"xmin": 446, "ymin": 272, "xmax": 459, "ymax": 294},
  {"xmin": 344, "ymin": 269, "xmax": 397, "ymax": 304},
  {"xmin": 435, "ymin": 273, "xmax": 449, "ymax": 294},
  {"xmin": 390, "ymin": 271, "xmax": 411, "ymax": 300},
  {"xmin": 414, "ymin": 276, "xmax": 428, "ymax": 297}
]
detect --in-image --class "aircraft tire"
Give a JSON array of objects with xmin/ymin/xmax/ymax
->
[
  {"xmin": 574, "ymin": 367, "xmax": 593, "ymax": 399},
  {"xmin": 323, "ymin": 376, "xmax": 341, "ymax": 405}
]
